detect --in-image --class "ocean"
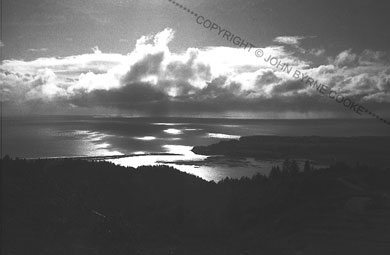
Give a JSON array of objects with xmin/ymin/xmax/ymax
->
[{"xmin": 3, "ymin": 116, "xmax": 389, "ymax": 181}]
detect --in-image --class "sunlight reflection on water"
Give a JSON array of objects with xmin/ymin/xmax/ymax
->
[
  {"xmin": 107, "ymin": 145, "xmax": 277, "ymax": 182},
  {"xmin": 108, "ymin": 145, "xmax": 207, "ymax": 168},
  {"xmin": 4, "ymin": 117, "xmax": 339, "ymax": 180},
  {"xmin": 135, "ymin": 136, "xmax": 157, "ymax": 141},
  {"xmin": 206, "ymin": 133, "xmax": 240, "ymax": 139},
  {"xmin": 164, "ymin": 128, "xmax": 184, "ymax": 135},
  {"xmin": 73, "ymin": 130, "xmax": 123, "ymax": 157}
]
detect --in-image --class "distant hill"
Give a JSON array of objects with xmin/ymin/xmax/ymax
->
[{"xmin": 192, "ymin": 135, "xmax": 390, "ymax": 165}]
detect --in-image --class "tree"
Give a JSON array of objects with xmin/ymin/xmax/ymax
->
[
  {"xmin": 281, "ymin": 158, "xmax": 300, "ymax": 176},
  {"xmin": 290, "ymin": 160, "xmax": 300, "ymax": 176},
  {"xmin": 269, "ymin": 166, "xmax": 282, "ymax": 180},
  {"xmin": 304, "ymin": 160, "xmax": 312, "ymax": 172},
  {"xmin": 282, "ymin": 159, "xmax": 291, "ymax": 176}
]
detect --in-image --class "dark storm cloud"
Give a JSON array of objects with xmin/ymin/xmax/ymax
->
[
  {"xmin": 255, "ymin": 71, "xmax": 282, "ymax": 86},
  {"xmin": 166, "ymin": 50, "xmax": 212, "ymax": 82},
  {"xmin": 271, "ymin": 80, "xmax": 306, "ymax": 95},
  {"xmin": 71, "ymin": 82, "xmax": 168, "ymax": 107},
  {"xmin": 197, "ymin": 77, "xmax": 242, "ymax": 100},
  {"xmin": 121, "ymin": 53, "xmax": 165, "ymax": 85}
]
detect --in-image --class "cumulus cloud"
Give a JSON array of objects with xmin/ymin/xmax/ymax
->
[
  {"xmin": 1, "ymin": 28, "xmax": 389, "ymax": 118},
  {"xmin": 333, "ymin": 49, "xmax": 359, "ymax": 67}
]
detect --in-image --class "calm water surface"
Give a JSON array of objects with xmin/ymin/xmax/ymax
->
[{"xmin": 4, "ymin": 116, "xmax": 389, "ymax": 181}]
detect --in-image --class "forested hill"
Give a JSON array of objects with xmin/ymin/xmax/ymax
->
[
  {"xmin": 2, "ymin": 157, "xmax": 390, "ymax": 254},
  {"xmin": 192, "ymin": 136, "xmax": 390, "ymax": 165}
]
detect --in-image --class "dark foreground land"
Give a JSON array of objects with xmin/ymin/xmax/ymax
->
[{"xmin": 2, "ymin": 155, "xmax": 390, "ymax": 255}]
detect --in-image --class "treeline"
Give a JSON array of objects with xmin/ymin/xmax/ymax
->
[{"xmin": 1, "ymin": 157, "xmax": 390, "ymax": 255}]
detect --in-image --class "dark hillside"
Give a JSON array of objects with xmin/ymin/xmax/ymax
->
[{"xmin": 2, "ymin": 157, "xmax": 390, "ymax": 254}]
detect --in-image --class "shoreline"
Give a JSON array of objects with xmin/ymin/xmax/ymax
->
[
  {"xmin": 15, "ymin": 135, "xmax": 390, "ymax": 166},
  {"xmin": 24, "ymin": 152, "xmax": 183, "ymax": 161}
]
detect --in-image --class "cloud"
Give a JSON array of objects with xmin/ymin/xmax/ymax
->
[
  {"xmin": 91, "ymin": 46, "xmax": 102, "ymax": 54},
  {"xmin": 28, "ymin": 48, "xmax": 48, "ymax": 52},
  {"xmin": 1, "ymin": 28, "xmax": 389, "ymax": 118},
  {"xmin": 0, "ymin": 41, "xmax": 4, "ymax": 47},
  {"xmin": 333, "ymin": 49, "xmax": 358, "ymax": 67},
  {"xmin": 273, "ymin": 36, "xmax": 306, "ymax": 46},
  {"xmin": 309, "ymin": 48, "xmax": 326, "ymax": 57},
  {"xmin": 273, "ymin": 36, "xmax": 318, "ymax": 55}
]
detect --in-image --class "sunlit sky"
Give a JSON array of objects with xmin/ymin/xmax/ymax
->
[{"xmin": 1, "ymin": 0, "xmax": 390, "ymax": 119}]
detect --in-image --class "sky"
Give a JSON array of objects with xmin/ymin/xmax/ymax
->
[{"xmin": 1, "ymin": 0, "xmax": 390, "ymax": 119}]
